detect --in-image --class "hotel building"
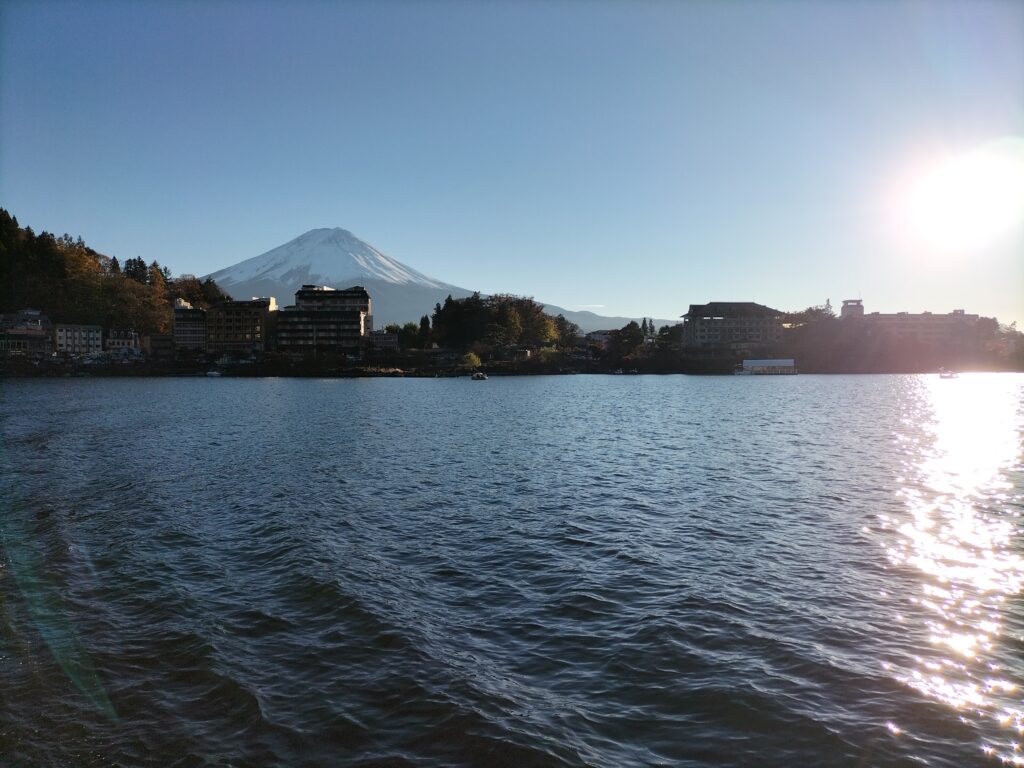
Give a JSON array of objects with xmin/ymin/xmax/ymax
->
[
  {"xmin": 173, "ymin": 298, "xmax": 208, "ymax": 353},
  {"xmin": 839, "ymin": 300, "xmax": 980, "ymax": 343},
  {"xmin": 54, "ymin": 324, "xmax": 103, "ymax": 357},
  {"xmin": 276, "ymin": 285, "xmax": 372, "ymax": 354},
  {"xmin": 681, "ymin": 302, "xmax": 785, "ymax": 350},
  {"xmin": 207, "ymin": 297, "xmax": 277, "ymax": 356}
]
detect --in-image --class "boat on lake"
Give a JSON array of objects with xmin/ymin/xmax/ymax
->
[
  {"xmin": 471, "ymin": 371, "xmax": 488, "ymax": 380},
  {"xmin": 938, "ymin": 367, "xmax": 958, "ymax": 379}
]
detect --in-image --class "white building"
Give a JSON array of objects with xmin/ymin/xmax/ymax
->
[{"xmin": 55, "ymin": 324, "xmax": 103, "ymax": 356}]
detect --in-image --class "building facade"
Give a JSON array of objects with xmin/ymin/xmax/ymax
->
[
  {"xmin": 55, "ymin": 324, "xmax": 103, "ymax": 356},
  {"xmin": 681, "ymin": 302, "xmax": 784, "ymax": 350},
  {"xmin": 0, "ymin": 309, "xmax": 53, "ymax": 358},
  {"xmin": 206, "ymin": 298, "xmax": 277, "ymax": 356},
  {"xmin": 173, "ymin": 298, "xmax": 207, "ymax": 352},
  {"xmin": 105, "ymin": 329, "xmax": 140, "ymax": 350},
  {"xmin": 840, "ymin": 300, "xmax": 981, "ymax": 344},
  {"xmin": 277, "ymin": 286, "xmax": 372, "ymax": 354},
  {"xmin": 293, "ymin": 285, "xmax": 373, "ymax": 330},
  {"xmin": 143, "ymin": 334, "xmax": 175, "ymax": 362},
  {"xmin": 366, "ymin": 329, "xmax": 399, "ymax": 351}
]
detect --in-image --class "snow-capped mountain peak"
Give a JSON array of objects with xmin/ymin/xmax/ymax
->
[
  {"xmin": 205, "ymin": 227, "xmax": 674, "ymax": 331},
  {"xmin": 209, "ymin": 227, "xmax": 449, "ymax": 289}
]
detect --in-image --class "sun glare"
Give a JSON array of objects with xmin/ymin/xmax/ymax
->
[
  {"xmin": 884, "ymin": 375, "xmax": 1024, "ymax": 763},
  {"xmin": 889, "ymin": 139, "xmax": 1024, "ymax": 255}
]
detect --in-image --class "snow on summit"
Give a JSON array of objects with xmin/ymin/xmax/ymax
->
[
  {"xmin": 212, "ymin": 228, "xmax": 447, "ymax": 288},
  {"xmin": 205, "ymin": 227, "xmax": 671, "ymax": 330}
]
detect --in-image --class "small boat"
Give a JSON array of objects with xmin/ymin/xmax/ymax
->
[
  {"xmin": 938, "ymin": 367, "xmax": 957, "ymax": 379},
  {"xmin": 471, "ymin": 371, "xmax": 488, "ymax": 380},
  {"xmin": 206, "ymin": 370, "xmax": 223, "ymax": 377}
]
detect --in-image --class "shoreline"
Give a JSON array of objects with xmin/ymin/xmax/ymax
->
[{"xmin": 4, "ymin": 362, "xmax": 1023, "ymax": 379}]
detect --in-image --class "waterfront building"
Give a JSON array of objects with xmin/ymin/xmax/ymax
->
[
  {"xmin": 294, "ymin": 285, "xmax": 373, "ymax": 330},
  {"xmin": 276, "ymin": 286, "xmax": 371, "ymax": 354},
  {"xmin": 367, "ymin": 329, "xmax": 399, "ymax": 351},
  {"xmin": 54, "ymin": 323, "xmax": 103, "ymax": 357},
  {"xmin": 681, "ymin": 302, "xmax": 784, "ymax": 349},
  {"xmin": 142, "ymin": 334, "xmax": 175, "ymax": 362},
  {"xmin": 105, "ymin": 329, "xmax": 140, "ymax": 351},
  {"xmin": 0, "ymin": 309, "xmax": 53, "ymax": 358},
  {"xmin": 839, "ymin": 300, "xmax": 981, "ymax": 343},
  {"xmin": 207, "ymin": 297, "xmax": 277, "ymax": 356},
  {"xmin": 173, "ymin": 298, "xmax": 207, "ymax": 352}
]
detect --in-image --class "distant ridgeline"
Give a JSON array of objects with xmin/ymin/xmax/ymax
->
[{"xmin": 0, "ymin": 209, "xmax": 231, "ymax": 335}]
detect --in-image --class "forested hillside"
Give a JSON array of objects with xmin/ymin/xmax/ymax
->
[{"xmin": 0, "ymin": 209, "xmax": 230, "ymax": 334}]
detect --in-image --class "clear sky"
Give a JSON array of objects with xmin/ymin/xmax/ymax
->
[{"xmin": 2, "ymin": 0, "xmax": 1022, "ymax": 324}]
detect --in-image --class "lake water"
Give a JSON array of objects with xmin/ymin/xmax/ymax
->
[{"xmin": 2, "ymin": 374, "xmax": 1022, "ymax": 767}]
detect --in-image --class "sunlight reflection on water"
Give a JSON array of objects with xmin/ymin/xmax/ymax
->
[{"xmin": 885, "ymin": 374, "xmax": 1024, "ymax": 764}]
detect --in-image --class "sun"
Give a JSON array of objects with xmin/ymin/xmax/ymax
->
[{"xmin": 889, "ymin": 138, "xmax": 1024, "ymax": 255}]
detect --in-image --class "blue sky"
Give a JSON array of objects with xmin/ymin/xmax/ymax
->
[{"xmin": 2, "ymin": 0, "xmax": 1022, "ymax": 324}]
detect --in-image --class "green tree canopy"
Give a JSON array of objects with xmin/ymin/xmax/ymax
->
[{"xmin": 431, "ymin": 293, "xmax": 560, "ymax": 350}]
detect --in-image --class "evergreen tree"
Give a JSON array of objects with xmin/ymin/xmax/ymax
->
[
  {"xmin": 201, "ymin": 277, "xmax": 231, "ymax": 304},
  {"xmin": 397, "ymin": 322, "xmax": 419, "ymax": 349},
  {"xmin": 419, "ymin": 314, "xmax": 431, "ymax": 347},
  {"xmin": 124, "ymin": 257, "xmax": 148, "ymax": 283}
]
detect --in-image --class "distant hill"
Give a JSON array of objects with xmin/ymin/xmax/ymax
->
[{"xmin": 205, "ymin": 228, "xmax": 675, "ymax": 332}]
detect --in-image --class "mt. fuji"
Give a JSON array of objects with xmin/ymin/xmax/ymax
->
[
  {"xmin": 206, "ymin": 228, "xmax": 473, "ymax": 327},
  {"xmin": 206, "ymin": 228, "xmax": 671, "ymax": 331}
]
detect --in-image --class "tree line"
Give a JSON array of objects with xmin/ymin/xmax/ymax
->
[
  {"xmin": 0, "ymin": 209, "xmax": 230, "ymax": 334},
  {"xmin": 383, "ymin": 293, "xmax": 581, "ymax": 353}
]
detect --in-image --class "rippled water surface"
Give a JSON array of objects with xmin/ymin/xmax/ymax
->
[{"xmin": 2, "ymin": 374, "xmax": 1023, "ymax": 767}]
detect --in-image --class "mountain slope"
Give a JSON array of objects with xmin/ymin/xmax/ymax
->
[{"xmin": 206, "ymin": 228, "xmax": 675, "ymax": 331}]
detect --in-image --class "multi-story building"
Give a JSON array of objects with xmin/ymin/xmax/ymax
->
[
  {"xmin": 0, "ymin": 309, "xmax": 53, "ymax": 358},
  {"xmin": 293, "ymin": 285, "xmax": 373, "ymax": 330},
  {"xmin": 681, "ymin": 302, "xmax": 784, "ymax": 349},
  {"xmin": 366, "ymin": 329, "xmax": 399, "ymax": 351},
  {"xmin": 173, "ymin": 298, "xmax": 207, "ymax": 352},
  {"xmin": 276, "ymin": 286, "xmax": 371, "ymax": 354},
  {"xmin": 206, "ymin": 298, "xmax": 277, "ymax": 356},
  {"xmin": 54, "ymin": 324, "xmax": 103, "ymax": 357},
  {"xmin": 105, "ymin": 329, "xmax": 140, "ymax": 350},
  {"xmin": 840, "ymin": 300, "xmax": 981, "ymax": 344},
  {"xmin": 143, "ymin": 334, "xmax": 175, "ymax": 362}
]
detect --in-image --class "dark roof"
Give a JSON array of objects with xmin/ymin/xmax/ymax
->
[
  {"xmin": 296, "ymin": 285, "xmax": 369, "ymax": 296},
  {"xmin": 683, "ymin": 302, "xmax": 783, "ymax": 318}
]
